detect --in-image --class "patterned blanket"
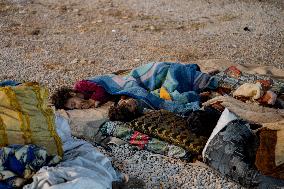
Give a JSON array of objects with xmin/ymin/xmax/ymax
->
[
  {"xmin": 57, "ymin": 107, "xmax": 190, "ymax": 160},
  {"xmin": 0, "ymin": 145, "xmax": 60, "ymax": 189},
  {"xmin": 123, "ymin": 110, "xmax": 208, "ymax": 161},
  {"xmin": 213, "ymin": 66, "xmax": 284, "ymax": 95},
  {"xmin": 88, "ymin": 62, "xmax": 217, "ymax": 115},
  {"xmin": 99, "ymin": 121, "xmax": 189, "ymax": 160}
]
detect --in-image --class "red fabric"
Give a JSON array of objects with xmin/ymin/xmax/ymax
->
[
  {"xmin": 224, "ymin": 66, "xmax": 242, "ymax": 78},
  {"xmin": 257, "ymin": 79, "xmax": 272, "ymax": 90},
  {"xmin": 74, "ymin": 80, "xmax": 111, "ymax": 103},
  {"xmin": 130, "ymin": 131, "xmax": 150, "ymax": 149}
]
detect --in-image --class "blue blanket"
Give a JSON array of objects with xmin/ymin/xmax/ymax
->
[
  {"xmin": 0, "ymin": 80, "xmax": 20, "ymax": 87},
  {"xmin": 89, "ymin": 62, "xmax": 217, "ymax": 115},
  {"xmin": 0, "ymin": 145, "xmax": 60, "ymax": 189}
]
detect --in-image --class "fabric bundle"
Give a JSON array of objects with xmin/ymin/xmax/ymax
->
[
  {"xmin": 0, "ymin": 144, "xmax": 60, "ymax": 189},
  {"xmin": 213, "ymin": 66, "xmax": 284, "ymax": 95},
  {"xmin": 24, "ymin": 113, "xmax": 124, "ymax": 189},
  {"xmin": 202, "ymin": 96, "xmax": 284, "ymax": 124},
  {"xmin": 57, "ymin": 105, "xmax": 189, "ymax": 160},
  {"xmin": 125, "ymin": 109, "xmax": 208, "ymax": 161},
  {"xmin": 100, "ymin": 121, "xmax": 189, "ymax": 160},
  {"xmin": 0, "ymin": 82, "xmax": 63, "ymax": 156},
  {"xmin": 88, "ymin": 62, "xmax": 217, "ymax": 115},
  {"xmin": 203, "ymin": 109, "xmax": 284, "ymax": 188},
  {"xmin": 233, "ymin": 82, "xmax": 263, "ymax": 100},
  {"xmin": 255, "ymin": 121, "xmax": 284, "ymax": 180}
]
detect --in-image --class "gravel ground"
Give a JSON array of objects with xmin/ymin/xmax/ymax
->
[
  {"xmin": 96, "ymin": 144, "xmax": 246, "ymax": 189},
  {"xmin": 0, "ymin": 0, "xmax": 283, "ymax": 188}
]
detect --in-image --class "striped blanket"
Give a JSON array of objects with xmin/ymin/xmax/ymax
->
[{"xmin": 89, "ymin": 62, "xmax": 217, "ymax": 115}]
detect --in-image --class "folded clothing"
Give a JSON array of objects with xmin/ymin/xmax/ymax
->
[{"xmin": 0, "ymin": 144, "xmax": 60, "ymax": 189}]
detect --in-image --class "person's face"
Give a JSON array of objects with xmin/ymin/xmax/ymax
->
[
  {"xmin": 64, "ymin": 96, "xmax": 94, "ymax": 110},
  {"xmin": 118, "ymin": 98, "xmax": 138, "ymax": 112}
]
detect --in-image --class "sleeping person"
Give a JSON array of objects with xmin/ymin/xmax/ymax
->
[
  {"xmin": 51, "ymin": 80, "xmax": 111, "ymax": 110},
  {"xmin": 51, "ymin": 80, "xmax": 143, "ymax": 121}
]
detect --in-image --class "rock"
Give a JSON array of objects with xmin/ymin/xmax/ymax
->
[
  {"xmin": 149, "ymin": 25, "xmax": 155, "ymax": 30},
  {"xmin": 70, "ymin": 58, "xmax": 78, "ymax": 64},
  {"xmin": 244, "ymin": 27, "xmax": 251, "ymax": 32},
  {"xmin": 31, "ymin": 29, "xmax": 40, "ymax": 35},
  {"xmin": 176, "ymin": 25, "xmax": 184, "ymax": 30}
]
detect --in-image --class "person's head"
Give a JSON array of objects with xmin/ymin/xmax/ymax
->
[
  {"xmin": 108, "ymin": 98, "xmax": 141, "ymax": 122},
  {"xmin": 51, "ymin": 87, "xmax": 97, "ymax": 110}
]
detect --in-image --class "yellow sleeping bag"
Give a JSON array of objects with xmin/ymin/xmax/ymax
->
[{"xmin": 0, "ymin": 82, "xmax": 63, "ymax": 157}]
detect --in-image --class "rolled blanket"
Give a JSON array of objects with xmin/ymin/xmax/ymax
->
[{"xmin": 203, "ymin": 96, "xmax": 284, "ymax": 124}]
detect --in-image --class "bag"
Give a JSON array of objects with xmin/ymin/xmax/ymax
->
[
  {"xmin": 0, "ymin": 83, "xmax": 63, "ymax": 156},
  {"xmin": 255, "ymin": 121, "xmax": 284, "ymax": 180},
  {"xmin": 203, "ymin": 110, "xmax": 284, "ymax": 188}
]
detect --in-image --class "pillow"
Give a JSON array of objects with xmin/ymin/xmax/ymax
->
[
  {"xmin": 57, "ymin": 102, "xmax": 113, "ymax": 142},
  {"xmin": 255, "ymin": 121, "xmax": 284, "ymax": 179},
  {"xmin": 0, "ymin": 83, "xmax": 63, "ymax": 156}
]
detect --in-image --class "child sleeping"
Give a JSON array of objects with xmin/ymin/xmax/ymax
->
[{"xmin": 51, "ymin": 80, "xmax": 143, "ymax": 121}]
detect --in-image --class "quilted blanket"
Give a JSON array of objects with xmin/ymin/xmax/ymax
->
[{"xmin": 88, "ymin": 62, "xmax": 217, "ymax": 115}]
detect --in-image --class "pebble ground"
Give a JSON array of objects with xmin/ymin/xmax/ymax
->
[{"xmin": 1, "ymin": 0, "xmax": 283, "ymax": 188}]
